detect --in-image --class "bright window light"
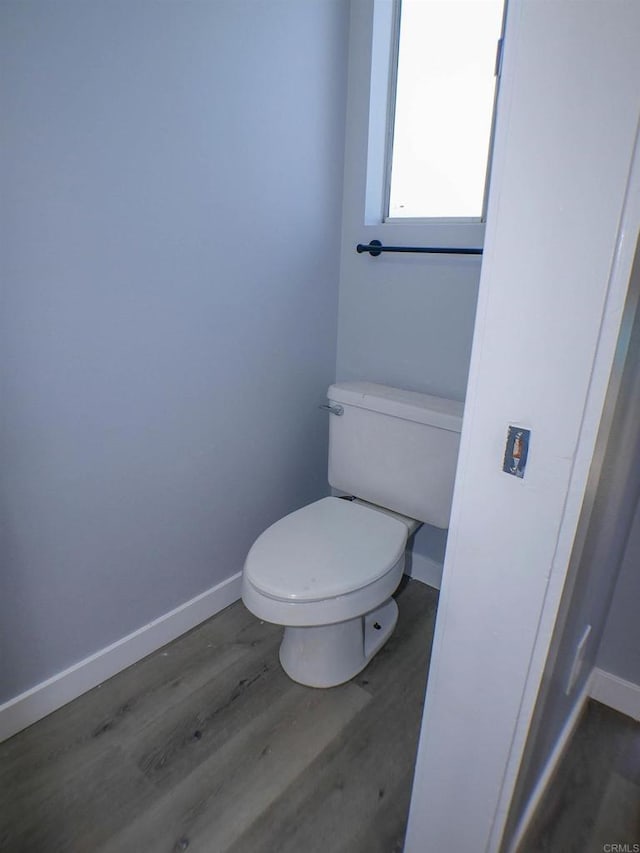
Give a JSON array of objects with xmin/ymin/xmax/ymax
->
[{"xmin": 388, "ymin": 0, "xmax": 504, "ymax": 220}]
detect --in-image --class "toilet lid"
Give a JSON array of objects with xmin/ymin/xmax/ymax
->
[{"xmin": 244, "ymin": 497, "xmax": 407, "ymax": 602}]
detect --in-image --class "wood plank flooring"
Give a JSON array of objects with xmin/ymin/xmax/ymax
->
[
  {"xmin": 518, "ymin": 699, "xmax": 640, "ymax": 852},
  {"xmin": 0, "ymin": 578, "xmax": 438, "ymax": 853}
]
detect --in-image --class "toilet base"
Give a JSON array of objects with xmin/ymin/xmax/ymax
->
[{"xmin": 278, "ymin": 597, "xmax": 399, "ymax": 688}]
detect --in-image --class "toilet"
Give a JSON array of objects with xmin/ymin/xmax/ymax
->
[{"xmin": 241, "ymin": 381, "xmax": 463, "ymax": 688}]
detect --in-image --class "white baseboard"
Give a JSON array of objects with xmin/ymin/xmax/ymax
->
[
  {"xmin": 0, "ymin": 572, "xmax": 242, "ymax": 744},
  {"xmin": 589, "ymin": 666, "xmax": 640, "ymax": 721},
  {"xmin": 405, "ymin": 551, "xmax": 443, "ymax": 590},
  {"xmin": 507, "ymin": 674, "xmax": 592, "ymax": 853}
]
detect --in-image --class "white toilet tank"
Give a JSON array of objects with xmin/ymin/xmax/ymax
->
[{"xmin": 327, "ymin": 382, "xmax": 463, "ymax": 529}]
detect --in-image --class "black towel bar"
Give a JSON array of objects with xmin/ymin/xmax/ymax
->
[{"xmin": 356, "ymin": 240, "xmax": 483, "ymax": 257}]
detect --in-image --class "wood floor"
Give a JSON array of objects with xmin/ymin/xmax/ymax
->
[
  {"xmin": 0, "ymin": 578, "xmax": 437, "ymax": 853},
  {"xmin": 519, "ymin": 699, "xmax": 640, "ymax": 852}
]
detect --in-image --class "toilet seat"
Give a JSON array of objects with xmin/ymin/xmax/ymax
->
[{"xmin": 243, "ymin": 497, "xmax": 408, "ymax": 603}]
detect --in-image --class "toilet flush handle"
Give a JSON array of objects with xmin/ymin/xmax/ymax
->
[{"xmin": 318, "ymin": 403, "xmax": 344, "ymax": 416}]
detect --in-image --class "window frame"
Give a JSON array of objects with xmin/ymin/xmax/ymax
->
[{"xmin": 373, "ymin": 0, "xmax": 507, "ymax": 232}]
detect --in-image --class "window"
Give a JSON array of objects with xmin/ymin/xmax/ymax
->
[{"xmin": 386, "ymin": 0, "xmax": 504, "ymax": 221}]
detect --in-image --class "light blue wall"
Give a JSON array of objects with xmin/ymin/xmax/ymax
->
[
  {"xmin": 597, "ymin": 495, "xmax": 640, "ymax": 685},
  {"xmin": 0, "ymin": 0, "xmax": 349, "ymax": 702},
  {"xmin": 336, "ymin": 256, "xmax": 480, "ymax": 402}
]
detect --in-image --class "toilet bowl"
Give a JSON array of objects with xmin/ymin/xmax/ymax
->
[
  {"xmin": 241, "ymin": 381, "xmax": 463, "ymax": 688},
  {"xmin": 242, "ymin": 496, "xmax": 415, "ymax": 687}
]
